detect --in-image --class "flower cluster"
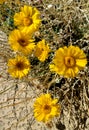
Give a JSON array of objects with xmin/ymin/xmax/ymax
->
[
  {"xmin": 5, "ymin": 3, "xmax": 87, "ymax": 124},
  {"xmin": 8, "ymin": 5, "xmax": 51, "ymax": 79}
]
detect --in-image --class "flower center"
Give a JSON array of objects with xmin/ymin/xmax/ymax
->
[
  {"xmin": 18, "ymin": 39, "xmax": 28, "ymax": 47},
  {"xmin": 64, "ymin": 56, "xmax": 75, "ymax": 67},
  {"xmin": 23, "ymin": 17, "xmax": 32, "ymax": 26},
  {"xmin": 43, "ymin": 104, "xmax": 51, "ymax": 114},
  {"xmin": 16, "ymin": 62, "xmax": 24, "ymax": 70}
]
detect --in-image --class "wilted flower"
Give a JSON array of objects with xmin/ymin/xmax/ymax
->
[{"xmin": 35, "ymin": 39, "xmax": 50, "ymax": 62}]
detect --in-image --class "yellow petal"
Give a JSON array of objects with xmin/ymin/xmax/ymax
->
[{"xmin": 76, "ymin": 59, "xmax": 87, "ymax": 67}]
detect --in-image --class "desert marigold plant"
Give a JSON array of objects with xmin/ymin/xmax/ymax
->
[
  {"xmin": 14, "ymin": 5, "xmax": 41, "ymax": 31},
  {"xmin": 7, "ymin": 55, "xmax": 30, "ymax": 78},
  {"xmin": 33, "ymin": 93, "xmax": 60, "ymax": 122},
  {"xmin": 8, "ymin": 29, "xmax": 35, "ymax": 55},
  {"xmin": 50, "ymin": 46, "xmax": 87, "ymax": 78},
  {"xmin": 34, "ymin": 39, "xmax": 51, "ymax": 62}
]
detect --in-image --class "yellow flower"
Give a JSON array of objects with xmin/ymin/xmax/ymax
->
[
  {"xmin": 7, "ymin": 55, "xmax": 30, "ymax": 79},
  {"xmin": 14, "ymin": 5, "xmax": 41, "ymax": 31},
  {"xmin": 8, "ymin": 29, "xmax": 35, "ymax": 55},
  {"xmin": 35, "ymin": 39, "xmax": 51, "ymax": 62},
  {"xmin": 34, "ymin": 93, "xmax": 60, "ymax": 122},
  {"xmin": 50, "ymin": 46, "xmax": 87, "ymax": 78},
  {"xmin": 0, "ymin": 0, "xmax": 5, "ymax": 4}
]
